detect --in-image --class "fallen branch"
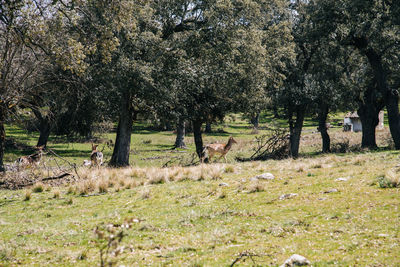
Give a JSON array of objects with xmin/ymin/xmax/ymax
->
[
  {"xmin": 46, "ymin": 148, "xmax": 81, "ymax": 179},
  {"xmin": 230, "ymin": 251, "xmax": 259, "ymax": 267}
]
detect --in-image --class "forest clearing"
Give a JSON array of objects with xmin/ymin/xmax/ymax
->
[
  {"xmin": 1, "ymin": 117, "xmax": 400, "ymax": 266},
  {"xmin": 1, "ymin": 0, "xmax": 400, "ymax": 266}
]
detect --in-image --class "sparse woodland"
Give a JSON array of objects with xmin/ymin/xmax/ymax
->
[{"xmin": 1, "ymin": 0, "xmax": 400, "ymax": 266}]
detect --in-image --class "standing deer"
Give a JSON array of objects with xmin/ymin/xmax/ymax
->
[
  {"xmin": 16, "ymin": 145, "xmax": 45, "ymax": 168},
  {"xmin": 90, "ymin": 144, "xmax": 104, "ymax": 166},
  {"xmin": 201, "ymin": 136, "xmax": 237, "ymax": 163}
]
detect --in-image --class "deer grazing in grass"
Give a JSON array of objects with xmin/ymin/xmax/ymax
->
[
  {"xmin": 201, "ymin": 136, "xmax": 237, "ymax": 163},
  {"xmin": 90, "ymin": 144, "xmax": 103, "ymax": 167},
  {"xmin": 16, "ymin": 145, "xmax": 45, "ymax": 168}
]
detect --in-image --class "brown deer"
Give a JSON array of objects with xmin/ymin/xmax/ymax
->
[
  {"xmin": 17, "ymin": 145, "xmax": 45, "ymax": 168},
  {"xmin": 90, "ymin": 144, "xmax": 104, "ymax": 166},
  {"xmin": 201, "ymin": 136, "xmax": 237, "ymax": 163}
]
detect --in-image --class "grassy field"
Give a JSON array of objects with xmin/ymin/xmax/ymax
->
[{"xmin": 1, "ymin": 114, "xmax": 400, "ymax": 266}]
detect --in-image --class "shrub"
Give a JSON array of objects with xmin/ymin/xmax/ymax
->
[
  {"xmin": 32, "ymin": 183, "xmax": 44, "ymax": 193},
  {"xmin": 378, "ymin": 171, "xmax": 400, "ymax": 188},
  {"xmin": 24, "ymin": 190, "xmax": 32, "ymax": 201}
]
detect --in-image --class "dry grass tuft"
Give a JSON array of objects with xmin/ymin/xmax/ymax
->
[
  {"xmin": 140, "ymin": 188, "xmax": 151, "ymax": 199},
  {"xmin": 24, "ymin": 190, "xmax": 32, "ymax": 201},
  {"xmin": 32, "ymin": 183, "xmax": 44, "ymax": 193},
  {"xmin": 97, "ymin": 179, "xmax": 108, "ymax": 193},
  {"xmin": 380, "ymin": 169, "xmax": 400, "ymax": 188},
  {"xmin": 248, "ymin": 181, "xmax": 265, "ymax": 193},
  {"xmin": 53, "ymin": 190, "xmax": 61, "ymax": 199}
]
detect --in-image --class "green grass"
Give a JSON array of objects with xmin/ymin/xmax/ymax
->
[
  {"xmin": 1, "ymin": 153, "xmax": 400, "ymax": 266},
  {"xmin": 1, "ymin": 114, "xmax": 400, "ymax": 266}
]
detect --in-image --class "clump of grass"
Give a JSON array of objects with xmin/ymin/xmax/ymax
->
[
  {"xmin": 248, "ymin": 182, "xmax": 265, "ymax": 193},
  {"xmin": 378, "ymin": 170, "xmax": 400, "ymax": 188},
  {"xmin": 77, "ymin": 180, "xmax": 96, "ymax": 195},
  {"xmin": 147, "ymin": 171, "xmax": 166, "ymax": 185},
  {"xmin": 32, "ymin": 183, "xmax": 44, "ymax": 193},
  {"xmin": 224, "ymin": 165, "xmax": 235, "ymax": 173},
  {"xmin": 53, "ymin": 190, "xmax": 61, "ymax": 199},
  {"xmin": 66, "ymin": 198, "xmax": 73, "ymax": 205},
  {"xmin": 24, "ymin": 190, "xmax": 32, "ymax": 201},
  {"xmin": 97, "ymin": 179, "xmax": 108, "ymax": 193},
  {"xmin": 210, "ymin": 167, "xmax": 223, "ymax": 180},
  {"xmin": 67, "ymin": 186, "xmax": 75, "ymax": 195},
  {"xmin": 140, "ymin": 189, "xmax": 151, "ymax": 199},
  {"xmin": 142, "ymin": 139, "xmax": 152, "ymax": 144}
]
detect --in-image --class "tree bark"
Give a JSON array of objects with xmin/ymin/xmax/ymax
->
[
  {"xmin": 250, "ymin": 113, "xmax": 260, "ymax": 129},
  {"xmin": 174, "ymin": 118, "xmax": 186, "ymax": 148},
  {"xmin": 110, "ymin": 90, "xmax": 133, "ymax": 167},
  {"xmin": 364, "ymin": 49, "xmax": 400, "ymax": 149},
  {"xmin": 317, "ymin": 104, "xmax": 330, "ymax": 153},
  {"xmin": 193, "ymin": 119, "xmax": 207, "ymax": 162},
  {"xmin": 0, "ymin": 108, "xmax": 5, "ymax": 172},
  {"xmin": 205, "ymin": 122, "xmax": 212, "ymax": 133},
  {"xmin": 289, "ymin": 105, "xmax": 306, "ymax": 158},
  {"xmin": 357, "ymin": 85, "xmax": 384, "ymax": 149},
  {"xmin": 352, "ymin": 37, "xmax": 400, "ymax": 149},
  {"xmin": 32, "ymin": 109, "xmax": 51, "ymax": 147}
]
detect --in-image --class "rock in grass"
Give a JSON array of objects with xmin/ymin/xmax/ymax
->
[
  {"xmin": 335, "ymin": 177, "xmax": 348, "ymax": 181},
  {"xmin": 219, "ymin": 182, "xmax": 229, "ymax": 187},
  {"xmin": 254, "ymin": 173, "xmax": 275, "ymax": 180},
  {"xmin": 324, "ymin": 189, "xmax": 338, "ymax": 194},
  {"xmin": 279, "ymin": 193, "xmax": 298, "ymax": 200},
  {"xmin": 280, "ymin": 254, "xmax": 310, "ymax": 267}
]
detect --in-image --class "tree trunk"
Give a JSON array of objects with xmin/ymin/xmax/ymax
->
[
  {"xmin": 110, "ymin": 90, "xmax": 133, "ymax": 167},
  {"xmin": 205, "ymin": 122, "xmax": 212, "ymax": 133},
  {"xmin": 250, "ymin": 113, "xmax": 260, "ymax": 129},
  {"xmin": 32, "ymin": 109, "xmax": 51, "ymax": 147},
  {"xmin": 317, "ymin": 104, "xmax": 330, "ymax": 153},
  {"xmin": 193, "ymin": 119, "xmax": 207, "ymax": 162},
  {"xmin": 37, "ymin": 120, "xmax": 51, "ymax": 147},
  {"xmin": 357, "ymin": 85, "xmax": 384, "ymax": 149},
  {"xmin": 289, "ymin": 106, "xmax": 306, "ymax": 158},
  {"xmin": 0, "ymin": 108, "xmax": 5, "ymax": 172},
  {"xmin": 174, "ymin": 118, "xmax": 186, "ymax": 148},
  {"xmin": 355, "ymin": 42, "xmax": 400, "ymax": 148}
]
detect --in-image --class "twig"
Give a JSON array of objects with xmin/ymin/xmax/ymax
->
[
  {"xmin": 46, "ymin": 148, "xmax": 81, "ymax": 179},
  {"xmin": 230, "ymin": 251, "xmax": 260, "ymax": 267}
]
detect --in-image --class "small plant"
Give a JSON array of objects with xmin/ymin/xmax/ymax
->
[
  {"xmin": 97, "ymin": 179, "xmax": 109, "ymax": 193},
  {"xmin": 224, "ymin": 165, "xmax": 235, "ymax": 173},
  {"xmin": 140, "ymin": 189, "xmax": 151, "ymax": 199},
  {"xmin": 24, "ymin": 190, "xmax": 32, "ymax": 201},
  {"xmin": 248, "ymin": 182, "xmax": 265, "ymax": 193},
  {"xmin": 94, "ymin": 218, "xmax": 135, "ymax": 267},
  {"xmin": 66, "ymin": 198, "xmax": 73, "ymax": 205},
  {"xmin": 53, "ymin": 190, "xmax": 61, "ymax": 199},
  {"xmin": 32, "ymin": 183, "xmax": 44, "ymax": 193},
  {"xmin": 378, "ymin": 171, "xmax": 400, "ymax": 188}
]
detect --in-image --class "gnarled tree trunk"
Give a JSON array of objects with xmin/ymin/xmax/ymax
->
[
  {"xmin": 205, "ymin": 122, "xmax": 212, "ymax": 133},
  {"xmin": 357, "ymin": 85, "xmax": 384, "ymax": 149},
  {"xmin": 193, "ymin": 119, "xmax": 207, "ymax": 162},
  {"xmin": 174, "ymin": 118, "xmax": 186, "ymax": 148},
  {"xmin": 289, "ymin": 105, "xmax": 306, "ymax": 158},
  {"xmin": 251, "ymin": 113, "xmax": 260, "ymax": 129},
  {"xmin": 353, "ymin": 38, "xmax": 400, "ymax": 149},
  {"xmin": 110, "ymin": 90, "xmax": 133, "ymax": 167},
  {"xmin": 317, "ymin": 104, "xmax": 330, "ymax": 153},
  {"xmin": 32, "ymin": 109, "xmax": 51, "ymax": 147}
]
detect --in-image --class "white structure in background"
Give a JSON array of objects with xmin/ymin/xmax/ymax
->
[{"xmin": 343, "ymin": 111, "xmax": 384, "ymax": 132}]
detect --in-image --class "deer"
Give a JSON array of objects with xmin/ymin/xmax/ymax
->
[
  {"xmin": 201, "ymin": 136, "xmax": 237, "ymax": 163},
  {"xmin": 90, "ymin": 144, "xmax": 104, "ymax": 167},
  {"xmin": 16, "ymin": 145, "xmax": 45, "ymax": 168}
]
